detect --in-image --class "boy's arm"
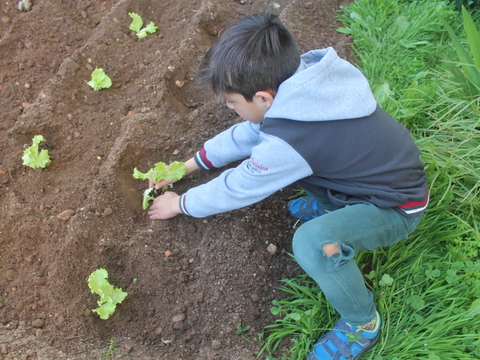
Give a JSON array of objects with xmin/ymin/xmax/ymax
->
[
  {"xmin": 198, "ymin": 121, "xmax": 261, "ymax": 169},
  {"xmin": 179, "ymin": 133, "xmax": 313, "ymax": 218}
]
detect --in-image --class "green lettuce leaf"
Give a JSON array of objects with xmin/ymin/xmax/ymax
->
[
  {"xmin": 163, "ymin": 161, "xmax": 186, "ymax": 181},
  {"xmin": 142, "ymin": 188, "xmax": 156, "ymax": 210},
  {"xmin": 133, "ymin": 161, "xmax": 186, "ymax": 210},
  {"xmin": 133, "ymin": 161, "xmax": 186, "ymax": 184},
  {"xmin": 137, "ymin": 22, "xmax": 158, "ymax": 38},
  {"xmin": 132, "ymin": 167, "xmax": 157, "ymax": 183},
  {"xmin": 87, "ymin": 268, "xmax": 128, "ymax": 320},
  {"xmin": 128, "ymin": 12, "xmax": 158, "ymax": 38},
  {"xmin": 87, "ymin": 68, "xmax": 112, "ymax": 91},
  {"xmin": 22, "ymin": 135, "xmax": 51, "ymax": 169},
  {"xmin": 128, "ymin": 12, "xmax": 143, "ymax": 33}
]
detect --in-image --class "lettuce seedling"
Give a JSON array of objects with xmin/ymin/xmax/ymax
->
[
  {"xmin": 22, "ymin": 135, "xmax": 51, "ymax": 169},
  {"xmin": 87, "ymin": 68, "xmax": 112, "ymax": 91},
  {"xmin": 133, "ymin": 161, "xmax": 186, "ymax": 210},
  {"xmin": 87, "ymin": 268, "xmax": 128, "ymax": 320},
  {"xmin": 128, "ymin": 12, "xmax": 158, "ymax": 38}
]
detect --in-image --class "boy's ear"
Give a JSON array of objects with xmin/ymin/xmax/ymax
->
[{"xmin": 255, "ymin": 90, "xmax": 275, "ymax": 109}]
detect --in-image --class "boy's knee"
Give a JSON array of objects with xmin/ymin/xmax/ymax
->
[
  {"xmin": 322, "ymin": 243, "xmax": 340, "ymax": 257},
  {"xmin": 292, "ymin": 227, "xmax": 313, "ymax": 261},
  {"xmin": 293, "ymin": 225, "xmax": 339, "ymax": 259}
]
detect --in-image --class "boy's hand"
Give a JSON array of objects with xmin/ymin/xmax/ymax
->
[{"xmin": 148, "ymin": 191, "xmax": 181, "ymax": 219}]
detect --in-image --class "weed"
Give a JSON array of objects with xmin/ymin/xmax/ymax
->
[
  {"xmin": 236, "ymin": 322, "xmax": 250, "ymax": 335},
  {"xmin": 99, "ymin": 339, "xmax": 117, "ymax": 359},
  {"xmin": 236, "ymin": 322, "xmax": 252, "ymax": 342}
]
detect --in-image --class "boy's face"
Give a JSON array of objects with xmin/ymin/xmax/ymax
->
[{"xmin": 223, "ymin": 92, "xmax": 273, "ymax": 124}]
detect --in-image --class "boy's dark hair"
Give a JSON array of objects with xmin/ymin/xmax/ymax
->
[{"xmin": 197, "ymin": 13, "xmax": 300, "ymax": 101}]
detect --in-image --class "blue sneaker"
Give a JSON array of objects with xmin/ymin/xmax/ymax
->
[
  {"xmin": 307, "ymin": 312, "xmax": 382, "ymax": 360},
  {"xmin": 287, "ymin": 196, "xmax": 328, "ymax": 222}
]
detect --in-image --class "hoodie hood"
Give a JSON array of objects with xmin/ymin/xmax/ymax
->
[{"xmin": 264, "ymin": 47, "xmax": 377, "ymax": 122}]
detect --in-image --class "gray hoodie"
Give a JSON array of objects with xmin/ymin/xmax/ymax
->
[{"xmin": 180, "ymin": 48, "xmax": 428, "ymax": 218}]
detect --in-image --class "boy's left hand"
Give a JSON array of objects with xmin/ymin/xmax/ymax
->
[{"xmin": 148, "ymin": 191, "xmax": 181, "ymax": 220}]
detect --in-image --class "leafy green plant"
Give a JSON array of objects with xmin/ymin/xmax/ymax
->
[
  {"xmin": 87, "ymin": 269, "xmax": 128, "ymax": 320},
  {"xmin": 259, "ymin": 272, "xmax": 335, "ymax": 360},
  {"xmin": 87, "ymin": 68, "xmax": 112, "ymax": 91},
  {"xmin": 236, "ymin": 322, "xmax": 250, "ymax": 335},
  {"xmin": 100, "ymin": 339, "xmax": 118, "ymax": 359},
  {"xmin": 236, "ymin": 322, "xmax": 252, "ymax": 342},
  {"xmin": 22, "ymin": 135, "xmax": 51, "ymax": 169},
  {"xmin": 442, "ymin": 6, "xmax": 480, "ymax": 97},
  {"xmin": 133, "ymin": 161, "xmax": 186, "ymax": 210},
  {"xmin": 128, "ymin": 13, "xmax": 158, "ymax": 38}
]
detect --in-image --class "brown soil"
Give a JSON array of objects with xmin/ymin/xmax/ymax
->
[{"xmin": 0, "ymin": 0, "xmax": 351, "ymax": 359}]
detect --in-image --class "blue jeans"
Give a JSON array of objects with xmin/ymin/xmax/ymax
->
[{"xmin": 292, "ymin": 197, "xmax": 422, "ymax": 326}]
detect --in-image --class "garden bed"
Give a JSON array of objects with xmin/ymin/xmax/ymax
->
[{"xmin": 0, "ymin": 0, "xmax": 350, "ymax": 358}]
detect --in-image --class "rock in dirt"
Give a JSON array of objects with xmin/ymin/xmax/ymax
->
[
  {"xmin": 211, "ymin": 340, "xmax": 222, "ymax": 350},
  {"xmin": 57, "ymin": 209, "xmax": 75, "ymax": 221},
  {"xmin": 250, "ymin": 293, "xmax": 259, "ymax": 302},
  {"xmin": 123, "ymin": 343, "xmax": 134, "ymax": 352},
  {"xmin": 172, "ymin": 313, "xmax": 186, "ymax": 322},
  {"xmin": 17, "ymin": 0, "xmax": 33, "ymax": 11},
  {"xmin": 5, "ymin": 269, "xmax": 15, "ymax": 281},
  {"xmin": 1, "ymin": 16, "xmax": 11, "ymax": 25},
  {"xmin": 267, "ymin": 243, "xmax": 278, "ymax": 255},
  {"xmin": 101, "ymin": 208, "xmax": 112, "ymax": 217},
  {"xmin": 32, "ymin": 319, "xmax": 45, "ymax": 328}
]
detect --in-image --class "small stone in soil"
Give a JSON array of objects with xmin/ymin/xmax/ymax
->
[
  {"xmin": 32, "ymin": 319, "xmax": 45, "ymax": 328},
  {"xmin": 211, "ymin": 340, "xmax": 222, "ymax": 350},
  {"xmin": 267, "ymin": 243, "xmax": 278, "ymax": 255},
  {"xmin": 172, "ymin": 314, "xmax": 186, "ymax": 322},
  {"xmin": 5, "ymin": 269, "xmax": 15, "ymax": 281},
  {"xmin": 1, "ymin": 16, "xmax": 11, "ymax": 25},
  {"xmin": 57, "ymin": 209, "xmax": 75, "ymax": 221},
  {"xmin": 102, "ymin": 208, "xmax": 113, "ymax": 217},
  {"xmin": 123, "ymin": 344, "xmax": 134, "ymax": 352}
]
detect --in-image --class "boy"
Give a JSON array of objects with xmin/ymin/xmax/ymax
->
[{"xmin": 148, "ymin": 13, "xmax": 428, "ymax": 360}]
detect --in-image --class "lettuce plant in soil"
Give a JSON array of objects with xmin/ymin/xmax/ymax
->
[{"xmin": 133, "ymin": 161, "xmax": 186, "ymax": 209}]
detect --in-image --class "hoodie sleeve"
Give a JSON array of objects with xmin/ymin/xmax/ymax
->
[
  {"xmin": 194, "ymin": 121, "xmax": 261, "ymax": 170},
  {"xmin": 179, "ymin": 132, "xmax": 313, "ymax": 217}
]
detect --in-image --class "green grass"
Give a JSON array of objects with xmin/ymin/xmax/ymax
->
[{"xmin": 259, "ymin": 0, "xmax": 480, "ymax": 359}]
